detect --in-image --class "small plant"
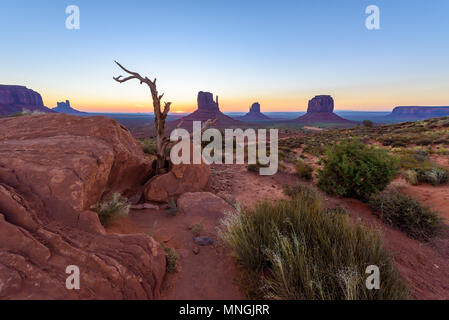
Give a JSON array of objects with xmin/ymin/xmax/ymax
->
[
  {"xmin": 283, "ymin": 183, "xmax": 317, "ymax": 199},
  {"xmin": 191, "ymin": 223, "xmax": 204, "ymax": 236},
  {"xmin": 295, "ymin": 159, "xmax": 313, "ymax": 180},
  {"xmin": 317, "ymin": 140, "xmax": 398, "ymax": 201},
  {"xmin": 402, "ymin": 169, "xmax": 419, "ymax": 185},
  {"xmin": 91, "ymin": 193, "xmax": 130, "ymax": 226},
  {"xmin": 138, "ymin": 138, "xmax": 157, "ymax": 155},
  {"xmin": 165, "ymin": 197, "xmax": 179, "ymax": 215},
  {"xmin": 369, "ymin": 191, "xmax": 442, "ymax": 240},
  {"xmin": 162, "ymin": 244, "xmax": 179, "ymax": 273},
  {"xmin": 362, "ymin": 120, "xmax": 374, "ymax": 127}
]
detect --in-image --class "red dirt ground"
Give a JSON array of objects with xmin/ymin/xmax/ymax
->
[{"xmin": 108, "ymin": 156, "xmax": 449, "ymax": 300}]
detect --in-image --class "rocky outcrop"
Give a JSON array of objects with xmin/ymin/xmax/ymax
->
[
  {"xmin": 53, "ymin": 100, "xmax": 88, "ymax": 115},
  {"xmin": 386, "ymin": 106, "xmax": 449, "ymax": 120},
  {"xmin": 0, "ymin": 85, "xmax": 53, "ymax": 116},
  {"xmin": 237, "ymin": 102, "xmax": 271, "ymax": 122},
  {"xmin": 294, "ymin": 95, "xmax": 353, "ymax": 125},
  {"xmin": 307, "ymin": 95, "xmax": 334, "ymax": 113},
  {"xmin": 144, "ymin": 162, "xmax": 210, "ymax": 203},
  {"xmin": 198, "ymin": 91, "xmax": 219, "ymax": 111},
  {"xmin": 172, "ymin": 91, "xmax": 245, "ymax": 130},
  {"xmin": 0, "ymin": 114, "xmax": 165, "ymax": 299}
]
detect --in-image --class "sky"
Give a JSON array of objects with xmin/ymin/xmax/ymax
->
[{"xmin": 0, "ymin": 0, "xmax": 448, "ymax": 113}]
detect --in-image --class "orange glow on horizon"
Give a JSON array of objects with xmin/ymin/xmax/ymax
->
[{"xmin": 42, "ymin": 89, "xmax": 449, "ymax": 114}]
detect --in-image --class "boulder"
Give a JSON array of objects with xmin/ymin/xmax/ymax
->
[
  {"xmin": 0, "ymin": 114, "xmax": 165, "ymax": 299},
  {"xmin": 144, "ymin": 162, "xmax": 210, "ymax": 202}
]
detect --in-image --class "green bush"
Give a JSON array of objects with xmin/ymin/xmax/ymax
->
[
  {"xmin": 295, "ymin": 159, "xmax": 313, "ymax": 180},
  {"xmin": 220, "ymin": 188, "xmax": 408, "ymax": 299},
  {"xmin": 91, "ymin": 193, "xmax": 130, "ymax": 226},
  {"xmin": 162, "ymin": 244, "xmax": 179, "ymax": 273},
  {"xmin": 369, "ymin": 191, "xmax": 442, "ymax": 240},
  {"xmin": 317, "ymin": 140, "xmax": 398, "ymax": 201}
]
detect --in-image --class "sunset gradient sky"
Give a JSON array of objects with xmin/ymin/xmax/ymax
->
[{"xmin": 1, "ymin": 0, "xmax": 448, "ymax": 113}]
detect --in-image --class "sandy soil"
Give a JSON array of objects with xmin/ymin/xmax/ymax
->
[{"xmin": 107, "ymin": 203, "xmax": 245, "ymax": 300}]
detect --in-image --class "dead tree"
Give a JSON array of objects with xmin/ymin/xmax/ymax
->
[{"xmin": 113, "ymin": 61, "xmax": 216, "ymax": 174}]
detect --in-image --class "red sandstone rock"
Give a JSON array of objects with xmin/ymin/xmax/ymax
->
[
  {"xmin": 144, "ymin": 162, "xmax": 210, "ymax": 202},
  {"xmin": 0, "ymin": 114, "xmax": 165, "ymax": 299}
]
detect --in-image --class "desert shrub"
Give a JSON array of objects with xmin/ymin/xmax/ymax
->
[
  {"xmin": 165, "ymin": 197, "xmax": 179, "ymax": 215},
  {"xmin": 402, "ymin": 169, "xmax": 419, "ymax": 185},
  {"xmin": 295, "ymin": 159, "xmax": 313, "ymax": 180},
  {"xmin": 162, "ymin": 244, "xmax": 179, "ymax": 273},
  {"xmin": 283, "ymin": 183, "xmax": 317, "ymax": 199},
  {"xmin": 369, "ymin": 191, "xmax": 442, "ymax": 240},
  {"xmin": 415, "ymin": 137, "xmax": 433, "ymax": 146},
  {"xmin": 362, "ymin": 120, "xmax": 374, "ymax": 127},
  {"xmin": 415, "ymin": 167, "xmax": 449, "ymax": 186},
  {"xmin": 138, "ymin": 138, "xmax": 157, "ymax": 155},
  {"xmin": 91, "ymin": 193, "xmax": 130, "ymax": 226},
  {"xmin": 317, "ymin": 140, "xmax": 398, "ymax": 201},
  {"xmin": 220, "ymin": 188, "xmax": 409, "ymax": 300}
]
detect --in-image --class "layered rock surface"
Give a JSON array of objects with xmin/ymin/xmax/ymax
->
[
  {"xmin": 0, "ymin": 85, "xmax": 53, "ymax": 116},
  {"xmin": 237, "ymin": 102, "xmax": 271, "ymax": 122},
  {"xmin": 0, "ymin": 114, "xmax": 165, "ymax": 299}
]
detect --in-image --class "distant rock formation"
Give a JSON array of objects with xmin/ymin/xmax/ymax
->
[
  {"xmin": 173, "ymin": 91, "xmax": 245, "ymax": 130},
  {"xmin": 307, "ymin": 95, "xmax": 334, "ymax": 113},
  {"xmin": 0, "ymin": 85, "xmax": 53, "ymax": 116},
  {"xmin": 294, "ymin": 95, "xmax": 353, "ymax": 124},
  {"xmin": 386, "ymin": 106, "xmax": 449, "ymax": 120},
  {"xmin": 237, "ymin": 102, "xmax": 271, "ymax": 122},
  {"xmin": 53, "ymin": 100, "xmax": 88, "ymax": 115}
]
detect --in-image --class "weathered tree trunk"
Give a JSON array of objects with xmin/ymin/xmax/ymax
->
[
  {"xmin": 113, "ymin": 61, "xmax": 171, "ymax": 173},
  {"xmin": 113, "ymin": 61, "xmax": 217, "ymax": 175}
]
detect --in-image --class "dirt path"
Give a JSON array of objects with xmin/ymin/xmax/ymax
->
[{"xmin": 107, "ymin": 200, "xmax": 244, "ymax": 300}]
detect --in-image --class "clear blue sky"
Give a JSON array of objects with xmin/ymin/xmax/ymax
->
[{"xmin": 1, "ymin": 0, "xmax": 448, "ymax": 112}]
